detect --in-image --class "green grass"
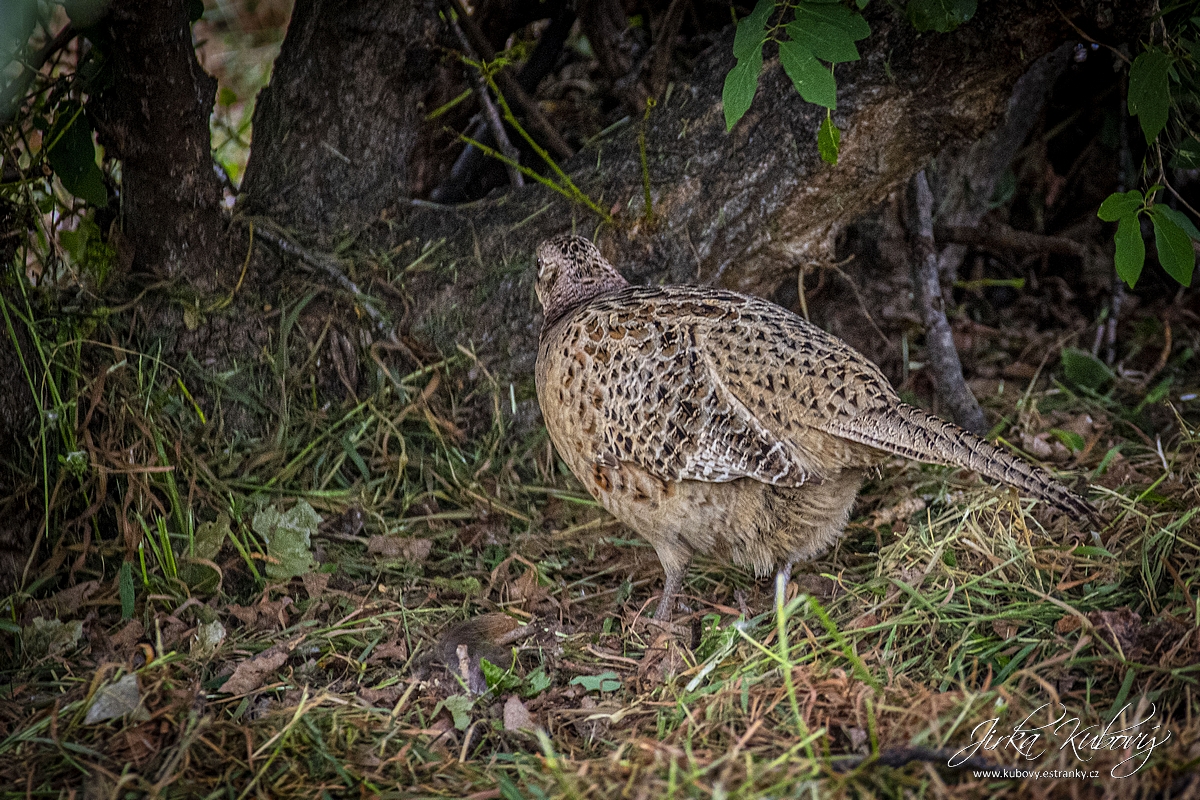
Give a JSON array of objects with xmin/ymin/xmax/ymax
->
[{"xmin": 1, "ymin": 277, "xmax": 1198, "ymax": 798}]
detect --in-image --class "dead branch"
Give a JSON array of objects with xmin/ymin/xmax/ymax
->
[
  {"xmin": 911, "ymin": 171, "xmax": 988, "ymax": 435},
  {"xmin": 578, "ymin": 0, "xmax": 651, "ymax": 116},
  {"xmin": 647, "ymin": 0, "xmax": 689, "ymax": 98},
  {"xmin": 448, "ymin": 15, "xmax": 523, "ymax": 188},
  {"xmin": 447, "ymin": 0, "xmax": 572, "ymax": 159},
  {"xmin": 935, "ymin": 221, "xmax": 1091, "ymax": 260}
]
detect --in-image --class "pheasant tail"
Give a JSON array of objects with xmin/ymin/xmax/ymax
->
[{"xmin": 831, "ymin": 403, "xmax": 1097, "ymax": 520}]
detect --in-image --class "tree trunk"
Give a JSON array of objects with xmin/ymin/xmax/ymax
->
[
  {"xmin": 88, "ymin": 0, "xmax": 230, "ymax": 290},
  {"xmin": 239, "ymin": 0, "xmax": 450, "ymax": 237},
  {"xmin": 368, "ymin": 1, "xmax": 1148, "ymax": 383},
  {"xmin": 0, "ymin": 198, "xmax": 39, "ymax": 592}
]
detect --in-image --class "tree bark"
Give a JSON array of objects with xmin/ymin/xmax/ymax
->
[
  {"xmin": 0, "ymin": 198, "xmax": 40, "ymax": 593},
  {"xmin": 88, "ymin": 0, "xmax": 230, "ymax": 289},
  {"xmin": 926, "ymin": 45, "xmax": 1072, "ymax": 286},
  {"xmin": 239, "ymin": 0, "xmax": 449, "ymax": 237},
  {"xmin": 371, "ymin": 1, "xmax": 1149, "ymax": 384}
]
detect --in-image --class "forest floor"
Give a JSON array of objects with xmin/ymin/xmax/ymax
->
[{"xmin": 1, "ymin": 267, "xmax": 1199, "ymax": 799}]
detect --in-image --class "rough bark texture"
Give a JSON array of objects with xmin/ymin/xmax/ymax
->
[
  {"xmin": 87, "ymin": 0, "xmax": 230, "ymax": 289},
  {"xmin": 377, "ymin": 0, "xmax": 1148, "ymax": 386},
  {"xmin": 239, "ymin": 0, "xmax": 447, "ymax": 237},
  {"xmin": 927, "ymin": 45, "xmax": 1073, "ymax": 285},
  {"xmin": 0, "ymin": 199, "xmax": 39, "ymax": 592}
]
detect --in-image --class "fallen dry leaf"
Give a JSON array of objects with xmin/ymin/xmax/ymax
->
[
  {"xmin": 367, "ymin": 641, "xmax": 408, "ymax": 663},
  {"xmin": 85, "ymin": 673, "xmax": 142, "ymax": 724},
  {"xmin": 503, "ymin": 695, "xmax": 534, "ymax": 732},
  {"xmin": 1088, "ymin": 607, "xmax": 1142, "ymax": 659},
  {"xmin": 48, "ymin": 580, "xmax": 99, "ymax": 615},
  {"xmin": 991, "ymin": 620, "xmax": 1019, "ymax": 640},
  {"xmin": 226, "ymin": 605, "xmax": 259, "ymax": 627},
  {"xmin": 301, "ymin": 571, "xmax": 330, "ymax": 599},
  {"xmin": 846, "ymin": 613, "xmax": 878, "ymax": 631},
  {"xmin": 367, "ymin": 535, "xmax": 433, "ymax": 562},
  {"xmin": 110, "ymin": 619, "xmax": 145, "ymax": 652},
  {"xmin": 222, "ymin": 648, "xmax": 289, "ymax": 695},
  {"xmin": 511, "ymin": 567, "xmax": 547, "ymax": 606}
]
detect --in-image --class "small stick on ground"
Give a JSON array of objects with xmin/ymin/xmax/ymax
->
[{"xmin": 911, "ymin": 170, "xmax": 988, "ymax": 435}]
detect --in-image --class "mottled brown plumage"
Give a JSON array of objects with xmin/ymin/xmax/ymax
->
[{"xmin": 533, "ymin": 235, "xmax": 1096, "ymax": 620}]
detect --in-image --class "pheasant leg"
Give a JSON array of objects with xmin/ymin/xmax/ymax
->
[
  {"xmin": 654, "ymin": 563, "xmax": 687, "ymax": 621},
  {"xmin": 775, "ymin": 561, "xmax": 794, "ymax": 611}
]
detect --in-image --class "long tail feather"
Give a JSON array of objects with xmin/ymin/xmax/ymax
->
[{"xmin": 828, "ymin": 403, "xmax": 1097, "ymax": 520}]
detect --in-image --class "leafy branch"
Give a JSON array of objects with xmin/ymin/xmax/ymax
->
[
  {"xmin": 1098, "ymin": 21, "xmax": 1200, "ymax": 289},
  {"xmin": 722, "ymin": 0, "xmax": 871, "ymax": 165},
  {"xmin": 721, "ymin": 0, "xmax": 977, "ymax": 165},
  {"xmin": 1099, "ymin": 186, "xmax": 1197, "ymax": 287}
]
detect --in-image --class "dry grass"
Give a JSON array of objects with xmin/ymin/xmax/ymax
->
[{"xmin": 1, "ymin": 288, "xmax": 1199, "ymax": 799}]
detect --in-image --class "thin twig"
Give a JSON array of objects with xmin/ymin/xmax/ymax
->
[
  {"xmin": 449, "ymin": 17, "xmax": 523, "ymax": 189},
  {"xmin": 446, "ymin": 0, "xmax": 572, "ymax": 159},
  {"xmin": 911, "ymin": 171, "xmax": 987, "ymax": 434},
  {"xmin": 1104, "ymin": 77, "xmax": 1133, "ymax": 364},
  {"xmin": 936, "ymin": 221, "xmax": 1090, "ymax": 260},
  {"xmin": 244, "ymin": 219, "xmax": 385, "ymax": 327},
  {"xmin": 823, "ymin": 256, "xmax": 890, "ymax": 347},
  {"xmin": 647, "ymin": 0, "xmax": 689, "ymax": 97},
  {"xmin": 0, "ymin": 24, "xmax": 77, "ymax": 122}
]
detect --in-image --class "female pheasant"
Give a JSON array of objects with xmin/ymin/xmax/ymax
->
[{"xmin": 534, "ymin": 235, "xmax": 1096, "ymax": 621}]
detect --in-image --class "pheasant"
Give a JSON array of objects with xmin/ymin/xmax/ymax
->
[{"xmin": 533, "ymin": 235, "xmax": 1096, "ymax": 621}]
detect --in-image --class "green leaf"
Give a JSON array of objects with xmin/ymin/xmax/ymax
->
[
  {"xmin": 723, "ymin": 53, "xmax": 764, "ymax": 130},
  {"xmin": 497, "ymin": 774, "xmax": 527, "ymax": 800},
  {"xmin": 193, "ymin": 512, "xmax": 230, "ymax": 561},
  {"xmin": 569, "ymin": 671, "xmax": 621, "ymax": 693},
  {"xmin": 0, "ymin": 0, "xmax": 36, "ymax": 68},
  {"xmin": 724, "ymin": 0, "xmax": 773, "ymax": 130},
  {"xmin": 779, "ymin": 39, "xmax": 837, "ymax": 108},
  {"xmin": 1048, "ymin": 429, "xmax": 1085, "ymax": 453},
  {"xmin": 46, "ymin": 102, "xmax": 108, "ymax": 207},
  {"xmin": 787, "ymin": 2, "xmax": 871, "ymax": 64},
  {"xmin": 733, "ymin": 0, "xmax": 775, "ymax": 60},
  {"xmin": 23, "ymin": 617, "xmax": 83, "ymax": 659},
  {"xmin": 59, "ymin": 218, "xmax": 99, "ymax": 266},
  {"xmin": 1149, "ymin": 205, "xmax": 1195, "ymax": 286},
  {"xmin": 522, "ymin": 667, "xmax": 552, "ymax": 698},
  {"xmin": 1114, "ymin": 213, "xmax": 1146, "ymax": 287},
  {"xmin": 1154, "ymin": 204, "xmax": 1200, "ymax": 241},
  {"xmin": 1128, "ymin": 47, "xmax": 1173, "ymax": 145},
  {"xmin": 907, "ymin": 0, "xmax": 977, "ymax": 32},
  {"xmin": 1170, "ymin": 136, "xmax": 1200, "ymax": 168},
  {"xmin": 63, "ymin": 0, "xmax": 111, "ymax": 28},
  {"xmin": 341, "ymin": 432, "xmax": 371, "ymax": 482},
  {"xmin": 1097, "ymin": 190, "xmax": 1143, "ymax": 222},
  {"xmin": 1097, "ymin": 190, "xmax": 1143, "ymax": 221},
  {"xmin": 119, "ymin": 561, "xmax": 135, "ymax": 620},
  {"xmin": 434, "ymin": 695, "xmax": 473, "ymax": 731},
  {"xmin": 818, "ymin": 112, "xmax": 841, "ymax": 165},
  {"xmin": 480, "ymin": 657, "xmax": 522, "ymax": 693},
  {"xmin": 1061, "ymin": 348, "xmax": 1115, "ymax": 391},
  {"xmin": 252, "ymin": 500, "xmax": 321, "ymax": 581}
]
